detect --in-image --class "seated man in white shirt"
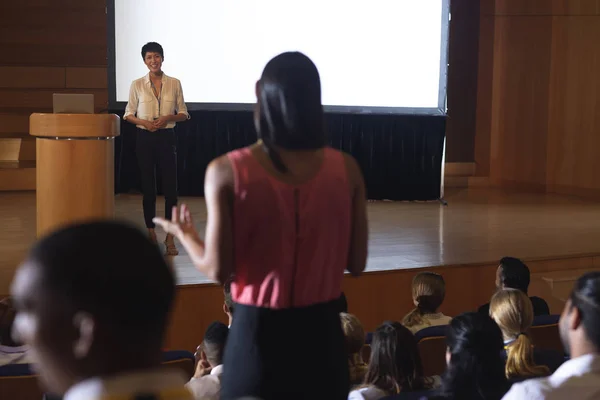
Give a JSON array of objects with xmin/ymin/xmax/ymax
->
[
  {"xmin": 502, "ymin": 271, "xmax": 600, "ymax": 400},
  {"xmin": 10, "ymin": 221, "xmax": 192, "ymax": 400},
  {"xmin": 186, "ymin": 321, "xmax": 228, "ymax": 400}
]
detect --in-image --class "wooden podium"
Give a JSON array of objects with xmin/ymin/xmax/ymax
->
[{"xmin": 30, "ymin": 114, "xmax": 120, "ymax": 237}]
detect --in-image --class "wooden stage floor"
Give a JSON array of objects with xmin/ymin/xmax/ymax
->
[{"xmin": 1, "ymin": 188, "xmax": 599, "ymax": 294}]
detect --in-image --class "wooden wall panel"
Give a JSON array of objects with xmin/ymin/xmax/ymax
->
[
  {"xmin": 546, "ymin": 18, "xmax": 600, "ymax": 198},
  {"xmin": 0, "ymin": 89, "xmax": 108, "ymax": 111},
  {"xmin": 489, "ymin": 17, "xmax": 552, "ymax": 188},
  {"xmin": 0, "ymin": 67, "xmax": 65, "ymax": 89},
  {"xmin": 3, "ymin": 44, "xmax": 107, "ymax": 67},
  {"xmin": 3, "ymin": 0, "xmax": 104, "ymax": 8},
  {"xmin": 494, "ymin": 0, "xmax": 600, "ymax": 15},
  {"xmin": 66, "ymin": 67, "xmax": 108, "ymax": 89},
  {"xmin": 476, "ymin": 4, "xmax": 600, "ymax": 199},
  {"xmin": 474, "ymin": 15, "xmax": 495, "ymax": 176},
  {"xmin": 0, "ymin": 27, "xmax": 106, "ymax": 46},
  {"xmin": 0, "ymin": 114, "xmax": 30, "ymax": 135},
  {"xmin": 0, "ymin": 8, "xmax": 106, "ymax": 28},
  {"xmin": 446, "ymin": 0, "xmax": 480, "ymax": 162}
]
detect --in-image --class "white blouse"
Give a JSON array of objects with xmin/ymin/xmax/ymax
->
[{"xmin": 124, "ymin": 73, "xmax": 190, "ymax": 130}]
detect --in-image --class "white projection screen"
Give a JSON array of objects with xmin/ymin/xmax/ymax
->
[{"xmin": 108, "ymin": 0, "xmax": 450, "ymax": 114}]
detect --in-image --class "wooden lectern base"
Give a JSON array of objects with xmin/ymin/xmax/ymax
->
[
  {"xmin": 30, "ymin": 113, "xmax": 120, "ymax": 237},
  {"xmin": 36, "ymin": 138, "xmax": 115, "ymax": 237}
]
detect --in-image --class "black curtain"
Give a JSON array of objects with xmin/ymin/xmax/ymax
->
[{"xmin": 114, "ymin": 110, "xmax": 446, "ymax": 201}]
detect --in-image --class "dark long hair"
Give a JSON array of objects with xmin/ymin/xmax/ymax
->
[
  {"xmin": 438, "ymin": 312, "xmax": 509, "ymax": 400},
  {"xmin": 362, "ymin": 321, "xmax": 431, "ymax": 395},
  {"xmin": 254, "ymin": 51, "xmax": 326, "ymax": 173}
]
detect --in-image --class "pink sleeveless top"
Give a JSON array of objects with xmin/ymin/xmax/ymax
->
[{"xmin": 227, "ymin": 147, "xmax": 351, "ymax": 309}]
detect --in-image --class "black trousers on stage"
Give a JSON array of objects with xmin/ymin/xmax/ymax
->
[{"xmin": 136, "ymin": 128, "xmax": 177, "ymax": 228}]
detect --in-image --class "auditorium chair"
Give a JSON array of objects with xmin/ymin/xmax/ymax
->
[
  {"xmin": 0, "ymin": 363, "xmax": 43, "ymax": 400},
  {"xmin": 2, "ymin": 350, "xmax": 196, "ymax": 400},
  {"xmin": 530, "ymin": 315, "xmax": 564, "ymax": 355},
  {"xmin": 414, "ymin": 325, "xmax": 448, "ymax": 377},
  {"xmin": 161, "ymin": 349, "xmax": 196, "ymax": 380}
]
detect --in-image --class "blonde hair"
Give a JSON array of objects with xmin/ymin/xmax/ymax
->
[
  {"xmin": 402, "ymin": 272, "xmax": 446, "ymax": 328},
  {"xmin": 490, "ymin": 288, "xmax": 550, "ymax": 379},
  {"xmin": 340, "ymin": 312, "xmax": 368, "ymax": 385}
]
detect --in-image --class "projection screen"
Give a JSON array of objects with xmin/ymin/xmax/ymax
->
[{"xmin": 108, "ymin": 0, "xmax": 450, "ymax": 114}]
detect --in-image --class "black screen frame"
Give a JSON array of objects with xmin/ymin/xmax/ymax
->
[{"xmin": 107, "ymin": 0, "xmax": 450, "ymax": 116}]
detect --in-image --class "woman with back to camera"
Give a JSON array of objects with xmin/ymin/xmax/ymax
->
[
  {"xmin": 154, "ymin": 51, "xmax": 368, "ymax": 399},
  {"xmin": 349, "ymin": 321, "xmax": 438, "ymax": 400},
  {"xmin": 428, "ymin": 312, "xmax": 510, "ymax": 400},
  {"xmin": 489, "ymin": 288, "xmax": 563, "ymax": 382}
]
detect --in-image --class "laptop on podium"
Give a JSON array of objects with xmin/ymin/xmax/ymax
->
[{"xmin": 52, "ymin": 93, "xmax": 94, "ymax": 114}]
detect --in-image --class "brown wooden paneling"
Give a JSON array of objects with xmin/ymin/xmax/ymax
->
[
  {"xmin": 66, "ymin": 67, "xmax": 107, "ymax": 89},
  {"xmin": 0, "ymin": 26, "xmax": 106, "ymax": 46},
  {"xmin": 0, "ymin": 8, "xmax": 106, "ymax": 29},
  {"xmin": 481, "ymin": 0, "xmax": 496, "ymax": 16},
  {"xmin": 476, "ymin": 9, "xmax": 600, "ymax": 198},
  {"xmin": 0, "ymin": 114, "xmax": 30, "ymax": 134},
  {"xmin": 0, "ymin": 67, "xmax": 65, "ymax": 89},
  {"xmin": 165, "ymin": 284, "xmax": 228, "ymax": 352},
  {"xmin": 446, "ymin": 0, "xmax": 480, "ymax": 162},
  {"xmin": 1, "ymin": 0, "xmax": 105, "ymax": 8},
  {"xmin": 488, "ymin": 17, "xmax": 552, "ymax": 186},
  {"xmin": 3, "ymin": 44, "xmax": 107, "ymax": 67},
  {"xmin": 494, "ymin": 0, "xmax": 600, "ymax": 15},
  {"xmin": 474, "ymin": 15, "xmax": 495, "ymax": 176},
  {"xmin": 546, "ymin": 17, "xmax": 600, "ymax": 196},
  {"xmin": 0, "ymin": 89, "xmax": 108, "ymax": 110},
  {"xmin": 495, "ymin": 0, "xmax": 554, "ymax": 15}
]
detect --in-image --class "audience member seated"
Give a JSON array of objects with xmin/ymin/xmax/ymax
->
[
  {"xmin": 478, "ymin": 257, "xmax": 549, "ymax": 316},
  {"xmin": 186, "ymin": 321, "xmax": 228, "ymax": 400},
  {"xmin": 490, "ymin": 288, "xmax": 563, "ymax": 382},
  {"xmin": 349, "ymin": 321, "xmax": 438, "ymax": 400},
  {"xmin": 9, "ymin": 221, "xmax": 193, "ymax": 400},
  {"xmin": 0, "ymin": 297, "xmax": 32, "ymax": 366},
  {"xmin": 341, "ymin": 313, "xmax": 369, "ymax": 387},
  {"xmin": 223, "ymin": 277, "xmax": 234, "ymax": 328},
  {"xmin": 428, "ymin": 312, "xmax": 510, "ymax": 400},
  {"xmin": 502, "ymin": 272, "xmax": 600, "ymax": 399},
  {"xmin": 402, "ymin": 272, "xmax": 452, "ymax": 334}
]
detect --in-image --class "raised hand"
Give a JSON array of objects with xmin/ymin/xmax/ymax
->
[{"xmin": 153, "ymin": 204, "xmax": 205, "ymax": 259}]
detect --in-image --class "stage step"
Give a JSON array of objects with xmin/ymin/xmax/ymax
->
[
  {"xmin": 444, "ymin": 162, "xmax": 490, "ymax": 188},
  {"xmin": 0, "ymin": 160, "xmax": 36, "ymax": 191}
]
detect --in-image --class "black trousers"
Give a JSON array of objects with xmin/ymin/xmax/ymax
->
[
  {"xmin": 136, "ymin": 128, "xmax": 177, "ymax": 228},
  {"xmin": 220, "ymin": 300, "xmax": 349, "ymax": 400}
]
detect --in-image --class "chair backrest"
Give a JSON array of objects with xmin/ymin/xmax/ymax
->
[
  {"xmin": 1, "ymin": 350, "xmax": 197, "ymax": 400},
  {"xmin": 361, "ymin": 344, "xmax": 371, "ymax": 363},
  {"xmin": 415, "ymin": 325, "xmax": 448, "ymax": 377},
  {"xmin": 530, "ymin": 315, "xmax": 564, "ymax": 354},
  {"xmin": 0, "ymin": 364, "xmax": 44, "ymax": 400},
  {"xmin": 161, "ymin": 350, "xmax": 196, "ymax": 380}
]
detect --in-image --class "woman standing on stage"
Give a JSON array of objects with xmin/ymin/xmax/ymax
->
[
  {"xmin": 124, "ymin": 42, "xmax": 189, "ymax": 255},
  {"xmin": 154, "ymin": 51, "xmax": 368, "ymax": 399}
]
